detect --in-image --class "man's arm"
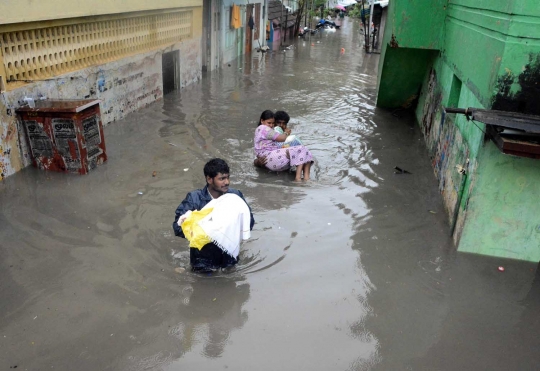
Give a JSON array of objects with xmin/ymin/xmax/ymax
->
[{"xmin": 172, "ymin": 192, "xmax": 196, "ymax": 238}]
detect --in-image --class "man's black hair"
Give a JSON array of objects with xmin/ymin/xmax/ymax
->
[
  {"xmin": 204, "ymin": 158, "xmax": 230, "ymax": 181},
  {"xmin": 274, "ymin": 111, "xmax": 290, "ymax": 123}
]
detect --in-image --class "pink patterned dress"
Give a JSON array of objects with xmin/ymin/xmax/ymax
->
[{"xmin": 254, "ymin": 125, "xmax": 313, "ymax": 171}]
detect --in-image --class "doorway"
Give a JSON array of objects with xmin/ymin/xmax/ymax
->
[
  {"xmin": 162, "ymin": 50, "xmax": 180, "ymax": 95},
  {"xmin": 245, "ymin": 4, "xmax": 254, "ymax": 53}
]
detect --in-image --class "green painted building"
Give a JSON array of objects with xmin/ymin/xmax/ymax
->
[{"xmin": 377, "ymin": 0, "xmax": 540, "ymax": 261}]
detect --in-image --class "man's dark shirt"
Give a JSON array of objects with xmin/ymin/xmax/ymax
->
[{"xmin": 172, "ymin": 185, "xmax": 255, "ymax": 238}]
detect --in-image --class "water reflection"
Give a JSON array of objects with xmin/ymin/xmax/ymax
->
[{"xmin": 172, "ymin": 278, "xmax": 250, "ymax": 359}]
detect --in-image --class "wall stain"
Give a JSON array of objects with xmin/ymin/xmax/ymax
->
[{"xmin": 492, "ymin": 53, "xmax": 540, "ymax": 115}]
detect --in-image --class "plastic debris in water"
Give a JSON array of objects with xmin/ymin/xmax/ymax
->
[
  {"xmin": 138, "ymin": 192, "xmax": 143, "ymax": 195},
  {"xmin": 498, "ymin": 266, "xmax": 505, "ymax": 272},
  {"xmin": 184, "ymin": 168, "xmax": 189, "ymax": 171}
]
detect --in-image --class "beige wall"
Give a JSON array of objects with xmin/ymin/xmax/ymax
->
[
  {"xmin": 0, "ymin": 5, "xmax": 203, "ymax": 180},
  {"xmin": 0, "ymin": 0, "xmax": 203, "ymax": 25}
]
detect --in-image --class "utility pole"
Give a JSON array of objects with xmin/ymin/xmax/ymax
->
[
  {"xmin": 304, "ymin": 0, "xmax": 308, "ymax": 28},
  {"xmin": 368, "ymin": 0, "xmax": 375, "ymax": 52},
  {"xmin": 285, "ymin": 9, "xmax": 289, "ymax": 42},
  {"xmin": 280, "ymin": 0, "xmax": 284, "ymax": 46},
  {"xmin": 310, "ymin": 0, "xmax": 315, "ymax": 30}
]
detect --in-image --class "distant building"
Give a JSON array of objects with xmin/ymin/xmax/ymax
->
[
  {"xmin": 0, "ymin": 0, "xmax": 203, "ymax": 180},
  {"xmin": 202, "ymin": 0, "xmax": 267, "ymax": 70},
  {"xmin": 267, "ymin": 0, "xmax": 296, "ymax": 46},
  {"xmin": 376, "ymin": 1, "xmax": 540, "ymax": 261}
]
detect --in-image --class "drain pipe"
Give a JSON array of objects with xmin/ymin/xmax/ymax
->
[
  {"xmin": 368, "ymin": 0, "xmax": 375, "ymax": 52},
  {"xmin": 450, "ymin": 158, "xmax": 469, "ymax": 237}
]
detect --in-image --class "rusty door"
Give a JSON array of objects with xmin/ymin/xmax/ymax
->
[
  {"xmin": 245, "ymin": 4, "xmax": 254, "ymax": 53},
  {"xmin": 254, "ymin": 4, "xmax": 261, "ymax": 40}
]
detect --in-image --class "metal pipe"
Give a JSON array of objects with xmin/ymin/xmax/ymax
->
[
  {"xmin": 450, "ymin": 159, "xmax": 469, "ymax": 237},
  {"xmin": 444, "ymin": 107, "xmax": 468, "ymax": 114}
]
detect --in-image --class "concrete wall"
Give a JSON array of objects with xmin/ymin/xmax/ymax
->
[
  {"xmin": 459, "ymin": 142, "xmax": 540, "ymax": 261},
  {"xmin": 0, "ymin": 38, "xmax": 202, "ymax": 180},
  {"xmin": 378, "ymin": 0, "xmax": 540, "ymax": 261},
  {"xmin": 376, "ymin": 0, "xmax": 446, "ymax": 108},
  {"xmin": 0, "ymin": 8, "xmax": 203, "ymax": 181},
  {"xmin": 0, "ymin": 0, "xmax": 203, "ymax": 24}
]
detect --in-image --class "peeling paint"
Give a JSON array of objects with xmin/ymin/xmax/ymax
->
[
  {"xmin": 419, "ymin": 69, "xmax": 474, "ymax": 241},
  {"xmin": 492, "ymin": 53, "xmax": 540, "ymax": 115},
  {"xmin": 0, "ymin": 37, "xmax": 202, "ymax": 180},
  {"xmin": 389, "ymin": 34, "xmax": 399, "ymax": 48}
]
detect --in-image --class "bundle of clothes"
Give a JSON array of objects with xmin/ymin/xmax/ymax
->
[{"xmin": 179, "ymin": 193, "xmax": 251, "ymax": 261}]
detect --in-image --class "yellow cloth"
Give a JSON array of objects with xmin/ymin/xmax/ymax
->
[
  {"xmin": 231, "ymin": 4, "xmax": 242, "ymax": 29},
  {"xmin": 181, "ymin": 208, "xmax": 213, "ymax": 250}
]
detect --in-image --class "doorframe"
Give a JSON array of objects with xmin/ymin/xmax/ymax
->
[{"xmin": 245, "ymin": 4, "xmax": 254, "ymax": 53}]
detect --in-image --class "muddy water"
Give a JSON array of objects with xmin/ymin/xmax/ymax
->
[{"xmin": 1, "ymin": 19, "xmax": 540, "ymax": 370}]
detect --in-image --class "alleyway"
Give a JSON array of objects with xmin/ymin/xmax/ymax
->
[{"xmin": 1, "ymin": 19, "xmax": 540, "ymax": 370}]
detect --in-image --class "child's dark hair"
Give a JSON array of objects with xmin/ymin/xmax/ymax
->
[
  {"xmin": 275, "ymin": 111, "xmax": 290, "ymax": 124},
  {"xmin": 258, "ymin": 110, "xmax": 274, "ymax": 126},
  {"xmin": 204, "ymin": 158, "xmax": 230, "ymax": 180}
]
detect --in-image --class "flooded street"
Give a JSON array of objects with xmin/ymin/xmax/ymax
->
[{"xmin": 2, "ymin": 18, "xmax": 540, "ymax": 370}]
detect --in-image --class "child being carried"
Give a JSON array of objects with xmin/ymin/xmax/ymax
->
[{"xmin": 274, "ymin": 110, "xmax": 304, "ymax": 148}]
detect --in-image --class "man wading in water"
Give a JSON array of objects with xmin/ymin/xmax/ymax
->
[{"xmin": 173, "ymin": 158, "xmax": 255, "ymax": 271}]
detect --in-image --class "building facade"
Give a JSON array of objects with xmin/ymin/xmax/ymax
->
[
  {"xmin": 377, "ymin": 1, "xmax": 540, "ymax": 261},
  {"xmin": 202, "ymin": 0, "xmax": 267, "ymax": 70},
  {"xmin": 0, "ymin": 0, "xmax": 203, "ymax": 180}
]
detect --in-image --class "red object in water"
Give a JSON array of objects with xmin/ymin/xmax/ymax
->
[
  {"xmin": 498, "ymin": 266, "xmax": 505, "ymax": 272},
  {"xmin": 17, "ymin": 99, "xmax": 107, "ymax": 175}
]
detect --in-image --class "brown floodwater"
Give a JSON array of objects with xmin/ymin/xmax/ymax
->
[{"xmin": 1, "ymin": 18, "xmax": 540, "ymax": 371}]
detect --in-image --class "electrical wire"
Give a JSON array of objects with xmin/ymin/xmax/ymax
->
[{"xmin": 470, "ymin": 118, "xmax": 487, "ymax": 136}]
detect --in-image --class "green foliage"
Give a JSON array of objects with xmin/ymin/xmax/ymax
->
[{"xmin": 348, "ymin": 5, "xmax": 361, "ymax": 18}]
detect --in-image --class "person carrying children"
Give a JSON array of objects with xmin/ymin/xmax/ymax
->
[
  {"xmin": 173, "ymin": 158, "xmax": 255, "ymax": 272},
  {"xmin": 253, "ymin": 110, "xmax": 313, "ymax": 181}
]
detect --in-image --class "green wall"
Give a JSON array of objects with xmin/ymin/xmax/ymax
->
[
  {"xmin": 378, "ymin": 0, "xmax": 540, "ymax": 261},
  {"xmin": 376, "ymin": 0, "xmax": 445, "ymax": 108},
  {"xmin": 459, "ymin": 142, "xmax": 540, "ymax": 261},
  {"xmin": 377, "ymin": 48, "xmax": 437, "ymax": 108}
]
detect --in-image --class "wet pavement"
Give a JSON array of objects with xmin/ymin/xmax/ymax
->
[{"xmin": 1, "ymin": 18, "xmax": 540, "ymax": 371}]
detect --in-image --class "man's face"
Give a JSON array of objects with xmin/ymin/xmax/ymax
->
[
  {"xmin": 207, "ymin": 172, "xmax": 230, "ymax": 196},
  {"xmin": 276, "ymin": 120, "xmax": 288, "ymax": 131}
]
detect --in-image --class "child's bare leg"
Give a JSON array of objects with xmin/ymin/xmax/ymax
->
[
  {"xmin": 303, "ymin": 162, "xmax": 312, "ymax": 181},
  {"xmin": 295, "ymin": 164, "xmax": 304, "ymax": 181}
]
